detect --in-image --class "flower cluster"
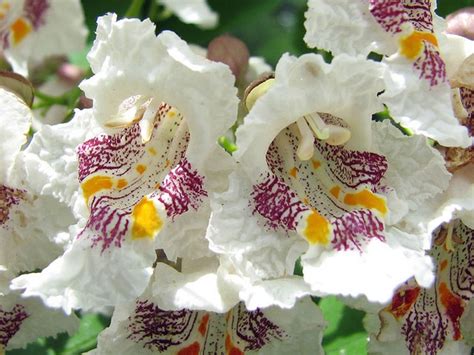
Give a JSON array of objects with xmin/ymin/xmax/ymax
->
[{"xmin": 0, "ymin": 0, "xmax": 473, "ymax": 354}]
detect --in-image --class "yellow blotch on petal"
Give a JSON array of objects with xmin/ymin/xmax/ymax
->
[
  {"xmin": 289, "ymin": 167, "xmax": 298, "ymax": 178},
  {"xmin": 11, "ymin": 18, "xmax": 31, "ymax": 45},
  {"xmin": 116, "ymin": 178, "xmax": 128, "ymax": 189},
  {"xmin": 148, "ymin": 147, "xmax": 157, "ymax": 156},
  {"xmin": 131, "ymin": 197, "xmax": 163, "ymax": 239},
  {"xmin": 81, "ymin": 176, "xmax": 113, "ymax": 202},
  {"xmin": 311, "ymin": 160, "xmax": 321, "ymax": 169},
  {"xmin": 329, "ymin": 186, "xmax": 341, "ymax": 199},
  {"xmin": 343, "ymin": 189, "xmax": 387, "ymax": 215},
  {"xmin": 399, "ymin": 31, "xmax": 438, "ymax": 60},
  {"xmin": 303, "ymin": 210, "xmax": 331, "ymax": 246},
  {"xmin": 136, "ymin": 164, "xmax": 147, "ymax": 174}
]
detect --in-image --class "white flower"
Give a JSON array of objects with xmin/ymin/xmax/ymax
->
[
  {"xmin": 0, "ymin": 0, "xmax": 87, "ymax": 76},
  {"xmin": 207, "ymin": 52, "xmax": 446, "ymax": 305},
  {"xmin": 0, "ymin": 78, "xmax": 78, "ymax": 274},
  {"xmin": 12, "ymin": 14, "xmax": 238, "ymax": 313},
  {"xmin": 89, "ymin": 289, "xmax": 325, "ymax": 355},
  {"xmin": 366, "ymin": 220, "xmax": 473, "ymax": 354},
  {"xmin": 304, "ymin": 0, "xmax": 472, "ymax": 147}
]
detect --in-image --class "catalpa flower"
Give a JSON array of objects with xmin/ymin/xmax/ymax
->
[
  {"xmin": 159, "ymin": 0, "xmax": 218, "ymax": 29},
  {"xmin": 304, "ymin": 0, "xmax": 473, "ymax": 147},
  {"xmin": 0, "ymin": 73, "xmax": 76, "ymax": 274},
  {"xmin": 90, "ymin": 286, "xmax": 325, "ymax": 355},
  {"xmin": 0, "ymin": 0, "xmax": 87, "ymax": 75},
  {"xmin": 207, "ymin": 53, "xmax": 448, "ymax": 305},
  {"xmin": 13, "ymin": 14, "xmax": 238, "ymax": 312},
  {"xmin": 366, "ymin": 220, "xmax": 473, "ymax": 354}
]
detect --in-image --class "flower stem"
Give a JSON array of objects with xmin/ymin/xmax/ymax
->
[{"xmin": 125, "ymin": 0, "xmax": 145, "ymax": 18}]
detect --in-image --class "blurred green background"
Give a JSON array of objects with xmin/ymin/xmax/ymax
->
[{"xmin": 8, "ymin": 0, "xmax": 474, "ymax": 354}]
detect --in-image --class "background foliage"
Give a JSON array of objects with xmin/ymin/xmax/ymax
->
[{"xmin": 8, "ymin": 0, "xmax": 474, "ymax": 354}]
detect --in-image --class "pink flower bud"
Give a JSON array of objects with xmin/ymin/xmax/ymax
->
[
  {"xmin": 446, "ymin": 7, "xmax": 474, "ymax": 40},
  {"xmin": 207, "ymin": 35, "xmax": 249, "ymax": 80}
]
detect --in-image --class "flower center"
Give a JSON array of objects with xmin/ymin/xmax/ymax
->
[{"xmin": 296, "ymin": 113, "xmax": 351, "ymax": 161}]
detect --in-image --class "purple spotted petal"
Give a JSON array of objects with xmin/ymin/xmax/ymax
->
[
  {"xmin": 126, "ymin": 300, "xmax": 287, "ymax": 353},
  {"xmin": 0, "ymin": 304, "xmax": 29, "ymax": 347}
]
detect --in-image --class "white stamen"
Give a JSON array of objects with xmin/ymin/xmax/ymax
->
[
  {"xmin": 304, "ymin": 113, "xmax": 330, "ymax": 140},
  {"xmin": 296, "ymin": 118, "xmax": 315, "ymax": 161},
  {"xmin": 325, "ymin": 125, "xmax": 351, "ymax": 146},
  {"xmin": 139, "ymin": 98, "xmax": 161, "ymax": 143}
]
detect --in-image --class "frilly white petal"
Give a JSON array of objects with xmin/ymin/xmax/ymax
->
[
  {"xmin": 11, "ymin": 236, "xmax": 156, "ymax": 314},
  {"xmin": 0, "ymin": 190, "xmax": 73, "ymax": 273},
  {"xmin": 160, "ymin": 0, "xmax": 218, "ymax": 29},
  {"xmin": 371, "ymin": 120, "xmax": 451, "ymax": 224},
  {"xmin": 301, "ymin": 227, "xmax": 434, "ymax": 303},
  {"xmin": 0, "ymin": 88, "xmax": 31, "ymax": 184},
  {"xmin": 304, "ymin": 0, "xmax": 396, "ymax": 56},
  {"xmin": 11, "ymin": 109, "xmax": 103, "ymax": 215},
  {"xmin": 403, "ymin": 164, "xmax": 474, "ymax": 237},
  {"xmin": 151, "ymin": 260, "xmax": 239, "ymax": 313},
  {"xmin": 380, "ymin": 56, "xmax": 471, "ymax": 147},
  {"xmin": 81, "ymin": 14, "xmax": 238, "ymax": 170}
]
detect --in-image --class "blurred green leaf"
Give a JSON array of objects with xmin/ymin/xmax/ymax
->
[{"xmin": 319, "ymin": 296, "xmax": 368, "ymax": 355}]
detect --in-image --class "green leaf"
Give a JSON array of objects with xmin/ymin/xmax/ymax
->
[
  {"xmin": 319, "ymin": 296, "xmax": 368, "ymax": 355},
  {"xmin": 60, "ymin": 313, "xmax": 110, "ymax": 354}
]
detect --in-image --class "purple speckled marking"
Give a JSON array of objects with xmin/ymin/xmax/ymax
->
[
  {"xmin": 369, "ymin": 0, "xmax": 446, "ymax": 87},
  {"xmin": 405, "ymin": 0, "xmax": 433, "ymax": 32},
  {"xmin": 232, "ymin": 303, "xmax": 287, "ymax": 351},
  {"xmin": 127, "ymin": 300, "xmax": 197, "ymax": 352},
  {"xmin": 369, "ymin": 0, "xmax": 407, "ymax": 33},
  {"xmin": 369, "ymin": 0, "xmax": 433, "ymax": 34},
  {"xmin": 413, "ymin": 43, "xmax": 446, "ymax": 87},
  {"xmin": 76, "ymin": 103, "xmax": 192, "ymax": 251},
  {"xmin": 448, "ymin": 223, "xmax": 473, "ymax": 301},
  {"xmin": 460, "ymin": 87, "xmax": 474, "ymax": 137},
  {"xmin": 126, "ymin": 300, "xmax": 288, "ymax": 353},
  {"xmin": 331, "ymin": 209, "xmax": 385, "ymax": 251},
  {"xmin": 314, "ymin": 139, "xmax": 387, "ymax": 189},
  {"xmin": 0, "ymin": 185, "xmax": 25, "ymax": 226},
  {"xmin": 77, "ymin": 124, "xmax": 144, "ymax": 182},
  {"xmin": 81, "ymin": 197, "xmax": 130, "ymax": 252},
  {"xmin": 23, "ymin": 0, "xmax": 49, "ymax": 29},
  {"xmin": 386, "ymin": 222, "xmax": 474, "ymax": 353},
  {"xmin": 154, "ymin": 158, "xmax": 207, "ymax": 219},
  {"xmin": 251, "ymin": 173, "xmax": 309, "ymax": 232},
  {"xmin": 402, "ymin": 290, "xmax": 447, "ymax": 355},
  {"xmin": 0, "ymin": 304, "xmax": 29, "ymax": 346}
]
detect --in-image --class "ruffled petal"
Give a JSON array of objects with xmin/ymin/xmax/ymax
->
[
  {"xmin": 0, "ymin": 88, "xmax": 31, "ymax": 184},
  {"xmin": 304, "ymin": 0, "xmax": 472, "ymax": 147},
  {"xmin": 80, "ymin": 14, "xmax": 237, "ymax": 171},
  {"xmin": 160, "ymin": 0, "xmax": 218, "ymax": 29},
  {"xmin": 91, "ymin": 296, "xmax": 325, "ymax": 355},
  {"xmin": 304, "ymin": 0, "xmax": 396, "ymax": 56}
]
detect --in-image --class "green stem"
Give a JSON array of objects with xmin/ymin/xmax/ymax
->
[
  {"xmin": 125, "ymin": 0, "xmax": 145, "ymax": 18},
  {"xmin": 148, "ymin": 0, "xmax": 158, "ymax": 22}
]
